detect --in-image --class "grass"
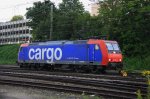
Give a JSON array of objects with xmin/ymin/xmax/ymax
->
[
  {"xmin": 82, "ymin": 92, "xmax": 101, "ymax": 99},
  {"xmin": 123, "ymin": 56, "xmax": 150, "ymax": 71},
  {"xmin": 0, "ymin": 44, "xmax": 20, "ymax": 65},
  {"xmin": 82, "ymin": 95, "xmax": 100, "ymax": 99},
  {"xmin": 137, "ymin": 75, "xmax": 150, "ymax": 99}
]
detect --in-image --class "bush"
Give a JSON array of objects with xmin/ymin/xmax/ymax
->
[
  {"xmin": 124, "ymin": 56, "xmax": 150, "ymax": 71},
  {"xmin": 0, "ymin": 44, "xmax": 20, "ymax": 65}
]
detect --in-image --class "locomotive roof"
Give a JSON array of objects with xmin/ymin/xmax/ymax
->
[
  {"xmin": 104, "ymin": 40, "xmax": 117, "ymax": 43},
  {"xmin": 29, "ymin": 40, "xmax": 88, "ymax": 46}
]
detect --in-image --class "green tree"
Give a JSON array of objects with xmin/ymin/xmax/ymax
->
[
  {"xmin": 11, "ymin": 15, "xmax": 24, "ymax": 21},
  {"xmin": 54, "ymin": 0, "xmax": 87, "ymax": 40},
  {"xmin": 98, "ymin": 0, "xmax": 150, "ymax": 57},
  {"xmin": 26, "ymin": 0, "xmax": 103, "ymax": 41},
  {"xmin": 26, "ymin": 0, "xmax": 57, "ymax": 40},
  {"xmin": 120, "ymin": 0, "xmax": 150, "ymax": 57}
]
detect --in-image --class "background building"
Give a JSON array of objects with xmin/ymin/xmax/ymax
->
[
  {"xmin": 90, "ymin": 3, "xmax": 100, "ymax": 16},
  {"xmin": 0, "ymin": 19, "xmax": 32, "ymax": 45},
  {"xmin": 89, "ymin": 0, "xmax": 103, "ymax": 16}
]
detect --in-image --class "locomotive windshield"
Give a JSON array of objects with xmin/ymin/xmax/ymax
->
[
  {"xmin": 105, "ymin": 42, "xmax": 121, "ymax": 53},
  {"xmin": 112, "ymin": 43, "xmax": 120, "ymax": 51},
  {"xmin": 19, "ymin": 47, "xmax": 23, "ymax": 52}
]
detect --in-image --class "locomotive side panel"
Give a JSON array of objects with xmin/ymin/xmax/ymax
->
[
  {"xmin": 18, "ymin": 43, "xmax": 103, "ymax": 66},
  {"xmin": 61, "ymin": 44, "xmax": 89, "ymax": 64}
]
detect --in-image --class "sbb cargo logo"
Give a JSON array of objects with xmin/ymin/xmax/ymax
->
[{"xmin": 28, "ymin": 48, "xmax": 62, "ymax": 63}]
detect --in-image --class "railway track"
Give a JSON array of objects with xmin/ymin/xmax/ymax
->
[
  {"xmin": 0, "ymin": 65, "xmax": 146, "ymax": 81},
  {"xmin": 0, "ymin": 65, "xmax": 148, "ymax": 99}
]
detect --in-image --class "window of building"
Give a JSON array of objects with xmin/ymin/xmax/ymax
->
[
  {"xmin": 26, "ymin": 29, "xmax": 29, "ymax": 34},
  {"xmin": 12, "ymin": 32, "xmax": 15, "ymax": 35},
  {"xmin": 8, "ymin": 32, "xmax": 10, "ymax": 35},
  {"xmin": 13, "ymin": 24, "xmax": 16, "ymax": 28},
  {"xmin": 16, "ymin": 24, "xmax": 19, "ymax": 28},
  {"xmin": 5, "ymin": 25, "xmax": 7, "ymax": 29},
  {"xmin": 23, "ymin": 30, "xmax": 26, "ymax": 34},
  {"xmin": 10, "ymin": 25, "xmax": 13, "ymax": 28},
  {"xmin": 23, "ymin": 23, "xmax": 26, "ymax": 26},
  {"xmin": 19, "ymin": 23, "xmax": 22, "ymax": 27},
  {"xmin": 16, "ymin": 31, "xmax": 18, "ymax": 35},
  {"xmin": 8, "ymin": 25, "xmax": 10, "ymax": 29},
  {"xmin": 19, "ymin": 30, "xmax": 22, "ymax": 34},
  {"xmin": 11, "ymin": 25, "xmax": 14, "ymax": 28}
]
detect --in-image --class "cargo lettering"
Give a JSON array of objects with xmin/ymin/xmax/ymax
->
[{"xmin": 28, "ymin": 48, "xmax": 62, "ymax": 63}]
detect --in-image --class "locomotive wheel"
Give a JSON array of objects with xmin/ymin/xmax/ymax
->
[
  {"xmin": 19, "ymin": 64, "xmax": 23, "ymax": 68},
  {"xmin": 73, "ymin": 65, "xmax": 82, "ymax": 73},
  {"xmin": 37, "ymin": 64, "xmax": 41, "ymax": 70},
  {"xmin": 100, "ymin": 67, "xmax": 106, "ymax": 74},
  {"xmin": 47, "ymin": 65, "xmax": 54, "ymax": 71},
  {"xmin": 34, "ymin": 64, "xmax": 41, "ymax": 70},
  {"xmin": 74, "ymin": 67, "xmax": 80, "ymax": 73},
  {"xmin": 91, "ymin": 66, "xmax": 98, "ymax": 73},
  {"xmin": 84, "ymin": 66, "xmax": 91, "ymax": 73}
]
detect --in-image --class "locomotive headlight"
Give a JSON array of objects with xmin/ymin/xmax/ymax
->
[
  {"xmin": 109, "ymin": 59, "xmax": 111, "ymax": 61},
  {"xmin": 119, "ymin": 59, "xmax": 122, "ymax": 61},
  {"xmin": 113, "ymin": 51, "xmax": 116, "ymax": 54}
]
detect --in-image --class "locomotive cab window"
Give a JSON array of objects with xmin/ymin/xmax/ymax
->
[
  {"xmin": 106, "ymin": 43, "xmax": 113, "ymax": 51},
  {"xmin": 112, "ymin": 43, "xmax": 120, "ymax": 51},
  {"xmin": 95, "ymin": 44, "xmax": 99, "ymax": 50},
  {"xmin": 105, "ymin": 42, "xmax": 121, "ymax": 53},
  {"xmin": 19, "ymin": 47, "xmax": 23, "ymax": 52}
]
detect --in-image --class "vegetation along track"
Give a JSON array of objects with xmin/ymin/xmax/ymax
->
[{"xmin": 0, "ymin": 65, "xmax": 148, "ymax": 99}]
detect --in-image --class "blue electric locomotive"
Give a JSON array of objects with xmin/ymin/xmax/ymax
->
[{"xmin": 18, "ymin": 39, "xmax": 123, "ymax": 72}]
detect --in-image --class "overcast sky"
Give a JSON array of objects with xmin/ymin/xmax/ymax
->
[{"xmin": 0, "ymin": 0, "xmax": 96, "ymax": 22}]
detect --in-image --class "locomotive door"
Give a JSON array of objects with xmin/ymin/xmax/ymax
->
[
  {"xmin": 19, "ymin": 47, "xmax": 24, "ymax": 61},
  {"xmin": 88, "ymin": 44, "xmax": 95, "ymax": 63},
  {"xmin": 19, "ymin": 47, "xmax": 27, "ymax": 61},
  {"xmin": 94, "ymin": 44, "xmax": 102, "ymax": 63},
  {"xmin": 88, "ymin": 44, "xmax": 102, "ymax": 64}
]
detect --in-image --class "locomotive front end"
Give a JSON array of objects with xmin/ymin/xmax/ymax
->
[{"xmin": 105, "ymin": 41, "xmax": 123, "ymax": 70}]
